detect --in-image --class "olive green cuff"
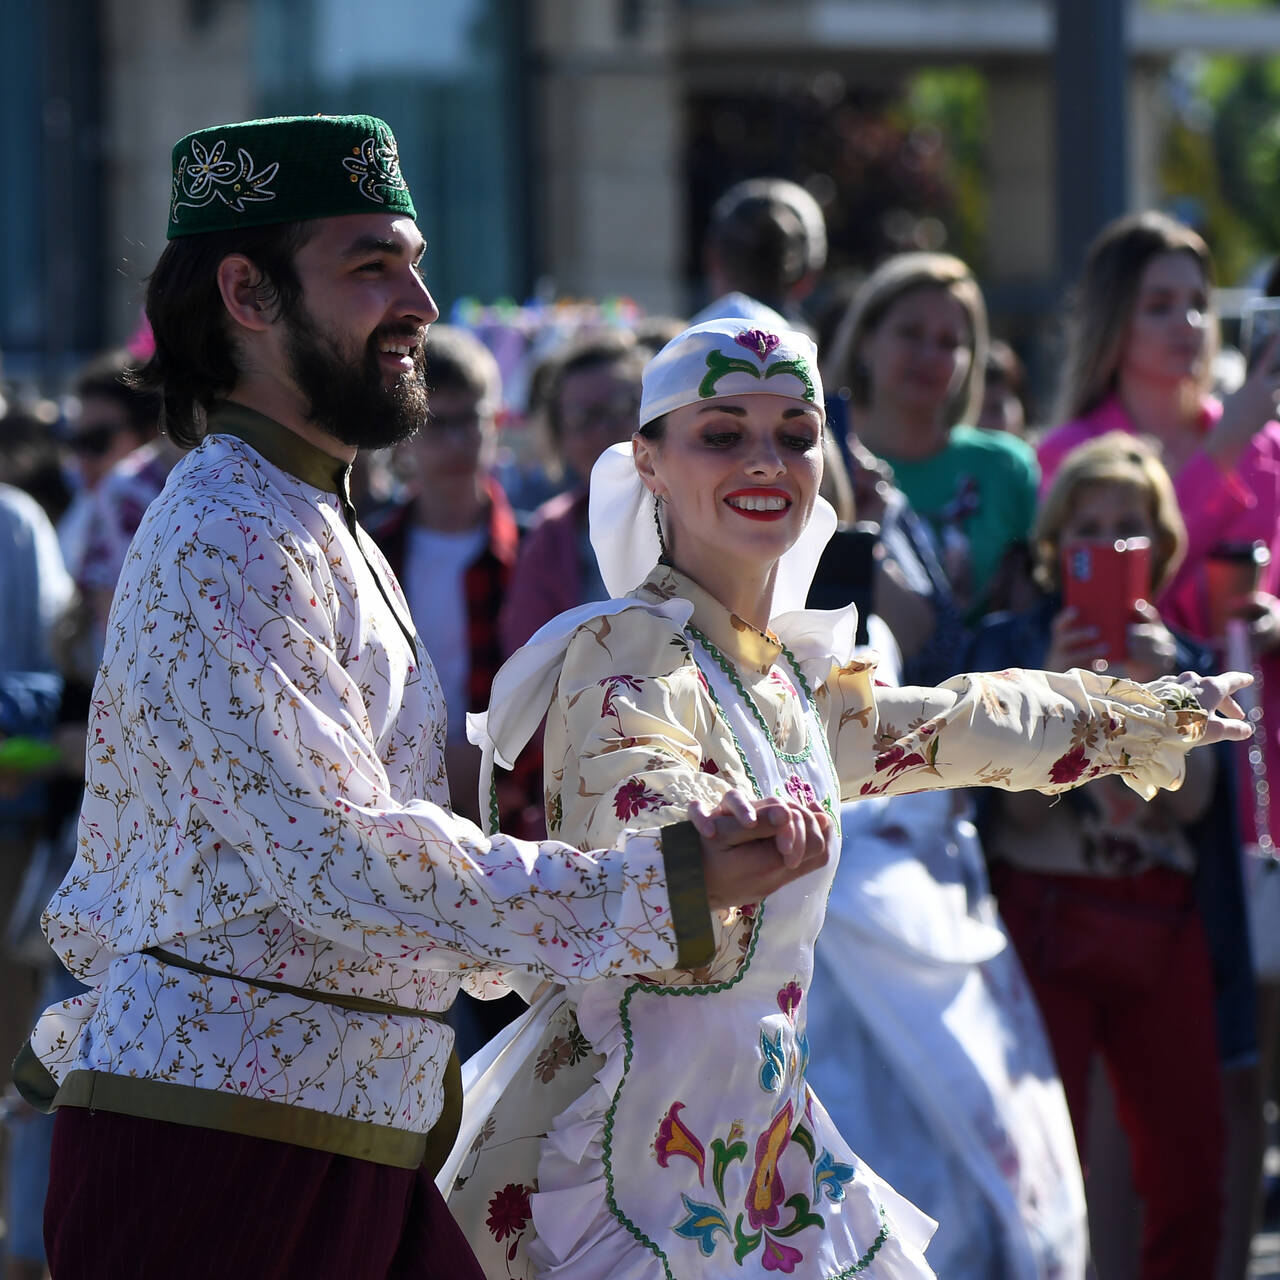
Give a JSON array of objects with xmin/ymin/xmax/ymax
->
[{"xmin": 659, "ymin": 820, "xmax": 715, "ymax": 970}]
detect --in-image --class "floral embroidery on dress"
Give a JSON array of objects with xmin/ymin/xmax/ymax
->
[
  {"xmin": 656, "ymin": 1092, "xmax": 859, "ymax": 1274},
  {"xmin": 534, "ymin": 1014, "xmax": 591, "ymax": 1083},
  {"xmin": 614, "ymin": 778, "xmax": 663, "ymax": 821}
]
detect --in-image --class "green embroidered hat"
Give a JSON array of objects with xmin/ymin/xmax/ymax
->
[{"xmin": 167, "ymin": 114, "xmax": 416, "ymax": 239}]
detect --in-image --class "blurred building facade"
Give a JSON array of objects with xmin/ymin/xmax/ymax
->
[{"xmin": 6, "ymin": 0, "xmax": 1280, "ymax": 383}]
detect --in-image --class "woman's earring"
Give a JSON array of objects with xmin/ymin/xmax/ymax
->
[{"xmin": 653, "ymin": 492, "xmax": 670, "ymax": 560}]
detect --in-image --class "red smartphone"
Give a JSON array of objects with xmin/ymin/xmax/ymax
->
[{"xmin": 1061, "ymin": 537, "xmax": 1152, "ymax": 662}]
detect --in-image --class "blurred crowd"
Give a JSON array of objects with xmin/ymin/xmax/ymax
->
[{"xmin": 2, "ymin": 180, "xmax": 1280, "ymax": 1279}]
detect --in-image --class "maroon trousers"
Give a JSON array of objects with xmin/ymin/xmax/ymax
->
[{"xmin": 45, "ymin": 1108, "xmax": 486, "ymax": 1280}]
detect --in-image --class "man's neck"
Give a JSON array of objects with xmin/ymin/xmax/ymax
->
[
  {"xmin": 413, "ymin": 476, "xmax": 489, "ymax": 533},
  {"xmin": 225, "ymin": 378, "xmax": 356, "ymax": 465}
]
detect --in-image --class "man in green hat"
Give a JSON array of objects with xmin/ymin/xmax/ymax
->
[{"xmin": 20, "ymin": 114, "xmax": 829, "ymax": 1278}]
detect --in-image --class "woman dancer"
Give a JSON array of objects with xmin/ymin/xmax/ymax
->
[{"xmin": 455, "ymin": 318, "xmax": 1250, "ymax": 1279}]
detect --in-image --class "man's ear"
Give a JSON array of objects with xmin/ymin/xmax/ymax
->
[{"xmin": 216, "ymin": 254, "xmax": 274, "ymax": 333}]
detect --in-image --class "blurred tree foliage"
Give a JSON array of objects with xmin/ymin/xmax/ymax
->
[
  {"xmin": 1161, "ymin": 54, "xmax": 1280, "ymax": 284},
  {"xmin": 683, "ymin": 66, "xmax": 988, "ymax": 291}
]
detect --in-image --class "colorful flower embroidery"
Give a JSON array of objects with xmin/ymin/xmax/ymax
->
[
  {"xmin": 1049, "ymin": 744, "xmax": 1090, "ymax": 785},
  {"xmin": 735, "ymin": 329, "xmax": 782, "ymax": 360},
  {"xmin": 746, "ymin": 1101, "xmax": 793, "ymax": 1229},
  {"xmin": 614, "ymin": 778, "xmax": 663, "ymax": 821},
  {"xmin": 655, "ymin": 1102, "xmax": 707, "ymax": 1182},
  {"xmin": 776, "ymin": 981, "xmax": 803, "ymax": 1022},
  {"xmin": 485, "ymin": 1182, "xmax": 533, "ymax": 1241},
  {"xmin": 813, "ymin": 1148, "xmax": 856, "ymax": 1203},
  {"xmin": 673, "ymin": 1194, "xmax": 732, "ymax": 1256},
  {"xmin": 601, "ymin": 674, "xmax": 644, "ymax": 720},
  {"xmin": 533, "ymin": 1016, "xmax": 591, "ymax": 1083},
  {"xmin": 784, "ymin": 775, "xmax": 819, "ymax": 808},
  {"xmin": 759, "ymin": 1026, "xmax": 786, "ymax": 1093},
  {"xmin": 761, "ymin": 1233, "xmax": 804, "ymax": 1273}
]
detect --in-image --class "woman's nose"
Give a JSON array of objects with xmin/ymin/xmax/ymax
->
[{"xmin": 745, "ymin": 441, "xmax": 785, "ymax": 477}]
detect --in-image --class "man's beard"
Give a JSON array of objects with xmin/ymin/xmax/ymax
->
[{"xmin": 283, "ymin": 305, "xmax": 429, "ymax": 450}]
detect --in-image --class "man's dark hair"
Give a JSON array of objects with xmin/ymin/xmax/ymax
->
[
  {"xmin": 541, "ymin": 332, "xmax": 646, "ymax": 442},
  {"xmin": 75, "ymin": 349, "xmax": 162, "ymax": 438},
  {"xmin": 130, "ymin": 222, "xmax": 315, "ymax": 449}
]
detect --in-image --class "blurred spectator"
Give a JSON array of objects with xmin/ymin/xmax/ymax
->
[
  {"xmin": 630, "ymin": 315, "xmax": 688, "ymax": 358},
  {"xmin": 690, "ymin": 177, "xmax": 827, "ymax": 331},
  {"xmin": 808, "ymin": 436, "xmax": 967, "ymax": 683},
  {"xmin": 500, "ymin": 332, "xmax": 646, "ymax": 653},
  {"xmin": 825, "ymin": 251, "xmax": 1038, "ymax": 622},
  {"xmin": 367, "ymin": 325, "xmax": 519, "ymax": 828},
  {"xmin": 970, "ymin": 434, "xmax": 1228, "ymax": 1280},
  {"xmin": 0, "ymin": 481, "xmax": 71, "ymax": 1280},
  {"xmin": 59, "ymin": 350, "xmax": 161, "ymax": 582},
  {"xmin": 0, "ymin": 405, "xmax": 72, "ymax": 528},
  {"xmin": 978, "ymin": 339, "xmax": 1028, "ymax": 437},
  {"xmin": 1037, "ymin": 211, "xmax": 1277, "ymax": 1278}
]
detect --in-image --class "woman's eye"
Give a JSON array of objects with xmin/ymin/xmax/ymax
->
[
  {"xmin": 782, "ymin": 434, "xmax": 817, "ymax": 452},
  {"xmin": 702, "ymin": 431, "xmax": 741, "ymax": 448}
]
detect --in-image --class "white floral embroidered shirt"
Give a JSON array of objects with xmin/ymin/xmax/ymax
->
[{"xmin": 30, "ymin": 412, "xmax": 689, "ymax": 1156}]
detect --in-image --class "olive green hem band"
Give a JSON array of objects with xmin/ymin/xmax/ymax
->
[
  {"xmin": 660, "ymin": 819, "xmax": 715, "ymax": 970},
  {"xmin": 12, "ymin": 1042, "xmax": 462, "ymax": 1175}
]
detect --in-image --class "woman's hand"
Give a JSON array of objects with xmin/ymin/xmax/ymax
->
[
  {"xmin": 1118, "ymin": 600, "xmax": 1179, "ymax": 682},
  {"xmin": 688, "ymin": 791, "xmax": 832, "ymax": 909},
  {"xmin": 1227, "ymin": 589, "xmax": 1280, "ymax": 655},
  {"xmin": 1210, "ymin": 333, "xmax": 1280, "ymax": 468},
  {"xmin": 1163, "ymin": 670, "xmax": 1254, "ymax": 746},
  {"xmin": 1045, "ymin": 605, "xmax": 1106, "ymax": 673}
]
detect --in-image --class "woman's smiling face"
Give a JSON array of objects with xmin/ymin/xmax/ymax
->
[{"xmin": 632, "ymin": 392, "xmax": 824, "ymax": 591}]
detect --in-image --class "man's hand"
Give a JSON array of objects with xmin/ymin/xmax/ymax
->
[{"xmin": 687, "ymin": 790, "xmax": 832, "ymax": 910}]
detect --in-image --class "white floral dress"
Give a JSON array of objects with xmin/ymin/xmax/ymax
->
[{"xmin": 449, "ymin": 563, "xmax": 1206, "ymax": 1279}]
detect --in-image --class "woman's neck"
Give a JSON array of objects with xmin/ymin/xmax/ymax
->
[
  {"xmin": 1115, "ymin": 375, "xmax": 1200, "ymax": 446},
  {"xmin": 670, "ymin": 552, "xmax": 777, "ymax": 633},
  {"xmin": 854, "ymin": 400, "xmax": 949, "ymax": 462}
]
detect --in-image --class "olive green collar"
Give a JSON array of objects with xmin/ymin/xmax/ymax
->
[{"xmin": 206, "ymin": 401, "xmax": 351, "ymax": 495}]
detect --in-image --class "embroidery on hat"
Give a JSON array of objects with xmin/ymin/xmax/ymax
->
[
  {"xmin": 170, "ymin": 138, "xmax": 280, "ymax": 222},
  {"xmin": 699, "ymin": 344, "xmax": 817, "ymax": 402},
  {"xmin": 342, "ymin": 134, "xmax": 409, "ymax": 205},
  {"xmin": 734, "ymin": 329, "xmax": 781, "ymax": 360}
]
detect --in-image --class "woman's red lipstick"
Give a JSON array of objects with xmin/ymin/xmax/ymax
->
[{"xmin": 724, "ymin": 487, "xmax": 792, "ymax": 522}]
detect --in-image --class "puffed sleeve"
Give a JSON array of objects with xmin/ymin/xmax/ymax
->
[
  {"xmin": 817, "ymin": 654, "xmax": 1207, "ymax": 803},
  {"xmin": 545, "ymin": 609, "xmax": 753, "ymax": 967}
]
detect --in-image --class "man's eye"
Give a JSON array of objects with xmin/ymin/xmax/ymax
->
[{"xmin": 357, "ymin": 260, "xmax": 386, "ymax": 274}]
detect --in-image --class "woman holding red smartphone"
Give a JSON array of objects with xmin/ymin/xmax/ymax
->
[
  {"xmin": 1038, "ymin": 211, "xmax": 1280, "ymax": 1280},
  {"xmin": 969, "ymin": 434, "xmax": 1223, "ymax": 1280}
]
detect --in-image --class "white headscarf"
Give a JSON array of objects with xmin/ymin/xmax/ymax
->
[{"xmin": 590, "ymin": 315, "xmax": 836, "ymax": 614}]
